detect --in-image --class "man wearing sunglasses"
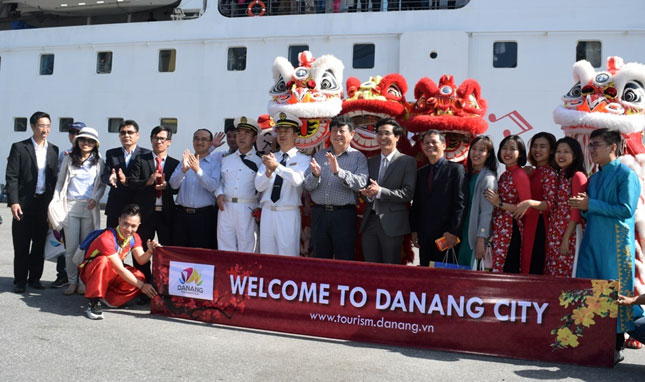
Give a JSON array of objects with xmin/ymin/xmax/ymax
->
[{"xmin": 101, "ymin": 120, "xmax": 150, "ymax": 228}]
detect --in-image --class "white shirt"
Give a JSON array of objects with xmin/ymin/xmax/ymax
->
[
  {"xmin": 152, "ymin": 153, "xmax": 167, "ymax": 206},
  {"xmin": 255, "ymin": 147, "xmax": 309, "ymax": 207},
  {"xmin": 216, "ymin": 149, "xmax": 262, "ymax": 202},
  {"xmin": 122, "ymin": 145, "xmax": 137, "ymax": 168},
  {"xmin": 31, "ymin": 137, "xmax": 48, "ymax": 194},
  {"xmin": 376, "ymin": 149, "xmax": 397, "ymax": 199},
  {"xmin": 67, "ymin": 157, "xmax": 98, "ymax": 200}
]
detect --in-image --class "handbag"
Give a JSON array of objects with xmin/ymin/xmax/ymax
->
[
  {"xmin": 44, "ymin": 229, "xmax": 66, "ymax": 262},
  {"xmin": 429, "ymin": 248, "xmax": 470, "ymax": 270},
  {"xmin": 48, "ymin": 159, "xmax": 71, "ymax": 231}
]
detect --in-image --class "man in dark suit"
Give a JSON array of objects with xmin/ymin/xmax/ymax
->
[
  {"xmin": 410, "ymin": 129, "xmax": 466, "ymax": 266},
  {"xmin": 128, "ymin": 126, "xmax": 179, "ymax": 285},
  {"xmin": 101, "ymin": 120, "xmax": 150, "ymax": 228},
  {"xmin": 359, "ymin": 119, "xmax": 417, "ymax": 264},
  {"xmin": 6, "ymin": 111, "xmax": 59, "ymax": 292}
]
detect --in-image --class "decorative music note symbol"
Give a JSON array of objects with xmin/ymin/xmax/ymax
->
[{"xmin": 488, "ymin": 110, "xmax": 534, "ymax": 137}]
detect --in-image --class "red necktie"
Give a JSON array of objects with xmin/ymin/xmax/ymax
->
[
  {"xmin": 155, "ymin": 157, "xmax": 163, "ymax": 198},
  {"xmin": 427, "ymin": 165, "xmax": 434, "ymax": 193}
]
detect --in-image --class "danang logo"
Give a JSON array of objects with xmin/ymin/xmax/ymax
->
[
  {"xmin": 169, "ymin": 261, "xmax": 214, "ymax": 301},
  {"xmin": 177, "ymin": 268, "xmax": 204, "ymax": 294}
]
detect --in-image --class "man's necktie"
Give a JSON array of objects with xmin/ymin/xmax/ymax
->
[
  {"xmin": 427, "ymin": 165, "xmax": 435, "ymax": 193},
  {"xmin": 240, "ymin": 154, "xmax": 259, "ymax": 172},
  {"xmin": 155, "ymin": 156, "xmax": 163, "ymax": 198},
  {"xmin": 270, "ymin": 154, "xmax": 288, "ymax": 203},
  {"xmin": 378, "ymin": 157, "xmax": 388, "ymax": 184}
]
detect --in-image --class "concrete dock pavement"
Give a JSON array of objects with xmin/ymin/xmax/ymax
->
[{"xmin": 0, "ymin": 206, "xmax": 644, "ymax": 381}]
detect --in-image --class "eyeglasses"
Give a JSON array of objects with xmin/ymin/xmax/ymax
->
[
  {"xmin": 193, "ymin": 137, "xmax": 211, "ymax": 142},
  {"xmin": 77, "ymin": 137, "xmax": 95, "ymax": 144},
  {"xmin": 588, "ymin": 142, "xmax": 606, "ymax": 150},
  {"xmin": 152, "ymin": 136, "xmax": 170, "ymax": 142},
  {"xmin": 120, "ymin": 130, "xmax": 137, "ymax": 136}
]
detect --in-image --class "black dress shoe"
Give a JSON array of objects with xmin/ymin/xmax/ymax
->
[
  {"xmin": 28, "ymin": 281, "xmax": 46, "ymax": 290},
  {"xmin": 14, "ymin": 282, "xmax": 26, "ymax": 293}
]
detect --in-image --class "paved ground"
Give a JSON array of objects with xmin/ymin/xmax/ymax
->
[{"xmin": 0, "ymin": 206, "xmax": 644, "ymax": 381}]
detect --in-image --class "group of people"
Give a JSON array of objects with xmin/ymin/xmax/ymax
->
[{"xmin": 4, "ymin": 110, "xmax": 644, "ymax": 359}]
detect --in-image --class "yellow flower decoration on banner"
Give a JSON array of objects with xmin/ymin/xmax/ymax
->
[
  {"xmin": 572, "ymin": 306, "xmax": 596, "ymax": 328},
  {"xmin": 556, "ymin": 328, "xmax": 580, "ymax": 348}
]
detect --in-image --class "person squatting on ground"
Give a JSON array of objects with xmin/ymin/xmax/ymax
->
[{"xmin": 79, "ymin": 204, "xmax": 159, "ymax": 320}]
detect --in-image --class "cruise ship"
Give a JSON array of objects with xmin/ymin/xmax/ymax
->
[{"xmin": 0, "ymin": 0, "xmax": 644, "ymax": 180}]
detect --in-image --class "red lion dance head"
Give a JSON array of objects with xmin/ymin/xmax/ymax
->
[
  {"xmin": 405, "ymin": 75, "xmax": 488, "ymax": 162},
  {"xmin": 340, "ymin": 74, "xmax": 409, "ymax": 152}
]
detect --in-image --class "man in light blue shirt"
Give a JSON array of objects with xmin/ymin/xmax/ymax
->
[{"xmin": 169, "ymin": 128, "xmax": 221, "ymax": 249}]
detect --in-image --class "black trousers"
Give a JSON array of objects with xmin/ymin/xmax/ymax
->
[
  {"xmin": 503, "ymin": 221, "xmax": 522, "ymax": 273},
  {"xmin": 173, "ymin": 206, "xmax": 216, "ymax": 250},
  {"xmin": 361, "ymin": 214, "xmax": 403, "ymax": 264},
  {"xmin": 311, "ymin": 205, "xmax": 356, "ymax": 261},
  {"xmin": 135, "ymin": 209, "xmax": 175, "ymax": 283},
  {"xmin": 529, "ymin": 214, "xmax": 546, "ymax": 275},
  {"xmin": 12, "ymin": 196, "xmax": 49, "ymax": 284}
]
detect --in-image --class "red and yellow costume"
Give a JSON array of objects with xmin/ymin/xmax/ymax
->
[
  {"xmin": 490, "ymin": 165, "xmax": 530, "ymax": 273},
  {"xmin": 544, "ymin": 171, "xmax": 587, "ymax": 276},
  {"xmin": 80, "ymin": 227, "xmax": 144, "ymax": 307}
]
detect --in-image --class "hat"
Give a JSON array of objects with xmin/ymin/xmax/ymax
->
[
  {"xmin": 69, "ymin": 121, "xmax": 86, "ymax": 132},
  {"xmin": 234, "ymin": 116, "xmax": 259, "ymax": 134},
  {"xmin": 272, "ymin": 111, "xmax": 302, "ymax": 132},
  {"xmin": 74, "ymin": 127, "xmax": 100, "ymax": 148}
]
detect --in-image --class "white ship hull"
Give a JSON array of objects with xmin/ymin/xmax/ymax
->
[{"xmin": 1, "ymin": 0, "xmax": 644, "ymax": 181}]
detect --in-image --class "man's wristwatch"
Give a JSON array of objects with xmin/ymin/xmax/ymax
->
[{"xmin": 498, "ymin": 202, "xmax": 503, "ymax": 208}]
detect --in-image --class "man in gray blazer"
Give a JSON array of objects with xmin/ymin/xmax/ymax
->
[{"xmin": 359, "ymin": 119, "xmax": 417, "ymax": 264}]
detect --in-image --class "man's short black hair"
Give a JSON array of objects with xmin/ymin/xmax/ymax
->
[
  {"xmin": 374, "ymin": 118, "xmax": 403, "ymax": 137},
  {"xmin": 119, "ymin": 120, "xmax": 139, "ymax": 132},
  {"xmin": 330, "ymin": 115, "xmax": 355, "ymax": 132},
  {"xmin": 150, "ymin": 125, "xmax": 173, "ymax": 140},
  {"xmin": 120, "ymin": 204, "xmax": 141, "ymax": 219},
  {"xmin": 590, "ymin": 128, "xmax": 624, "ymax": 156},
  {"xmin": 30, "ymin": 111, "xmax": 51, "ymax": 126}
]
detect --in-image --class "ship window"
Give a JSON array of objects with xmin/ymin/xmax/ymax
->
[
  {"xmin": 160, "ymin": 118, "xmax": 178, "ymax": 134},
  {"xmin": 59, "ymin": 118, "xmax": 74, "ymax": 132},
  {"xmin": 493, "ymin": 41, "xmax": 517, "ymax": 68},
  {"xmin": 108, "ymin": 118, "xmax": 124, "ymax": 133},
  {"xmin": 576, "ymin": 41, "xmax": 601, "ymax": 68},
  {"xmin": 288, "ymin": 45, "xmax": 309, "ymax": 67},
  {"xmin": 159, "ymin": 49, "xmax": 176, "ymax": 72},
  {"xmin": 353, "ymin": 44, "xmax": 375, "ymax": 69},
  {"xmin": 14, "ymin": 117, "xmax": 27, "ymax": 132},
  {"xmin": 227, "ymin": 47, "xmax": 247, "ymax": 71},
  {"xmin": 40, "ymin": 54, "xmax": 55, "ymax": 75},
  {"xmin": 97, "ymin": 52, "xmax": 113, "ymax": 74}
]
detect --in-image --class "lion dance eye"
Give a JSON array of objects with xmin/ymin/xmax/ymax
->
[
  {"xmin": 621, "ymin": 81, "xmax": 645, "ymax": 105},
  {"xmin": 270, "ymin": 76, "xmax": 288, "ymax": 94},
  {"xmin": 319, "ymin": 70, "xmax": 340, "ymax": 91},
  {"xmin": 565, "ymin": 83, "xmax": 582, "ymax": 98}
]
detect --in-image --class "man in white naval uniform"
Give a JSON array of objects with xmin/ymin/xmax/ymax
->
[
  {"xmin": 255, "ymin": 112, "xmax": 310, "ymax": 257},
  {"xmin": 215, "ymin": 116, "xmax": 262, "ymax": 252}
]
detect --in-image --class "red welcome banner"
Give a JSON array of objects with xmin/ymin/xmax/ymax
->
[{"xmin": 150, "ymin": 246, "xmax": 618, "ymax": 367}]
